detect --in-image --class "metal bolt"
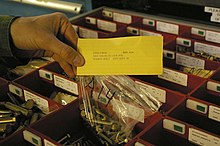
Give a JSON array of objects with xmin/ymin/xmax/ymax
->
[
  {"xmin": 98, "ymin": 132, "xmax": 113, "ymax": 145},
  {"xmin": 30, "ymin": 113, "xmax": 39, "ymax": 124},
  {"xmin": 81, "ymin": 110, "xmax": 86, "ymax": 117},
  {"xmin": 91, "ymin": 120, "xmax": 113, "ymax": 125},
  {"xmin": 0, "ymin": 113, "xmax": 12, "ymax": 118},
  {"xmin": 58, "ymin": 133, "xmax": 71, "ymax": 144},
  {"xmin": 94, "ymin": 108, "xmax": 107, "ymax": 121},
  {"xmin": 0, "ymin": 117, "xmax": 16, "ymax": 124},
  {"xmin": 111, "ymin": 122, "xmax": 121, "ymax": 131},
  {"xmin": 23, "ymin": 99, "xmax": 35, "ymax": 109},
  {"xmin": 0, "ymin": 110, "xmax": 12, "ymax": 114},
  {"xmin": 79, "ymin": 104, "xmax": 85, "ymax": 110},
  {"xmin": 2, "ymin": 102, "xmax": 33, "ymax": 117}
]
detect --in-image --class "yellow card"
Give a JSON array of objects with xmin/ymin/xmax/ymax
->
[{"xmin": 77, "ymin": 36, "xmax": 163, "ymax": 75}]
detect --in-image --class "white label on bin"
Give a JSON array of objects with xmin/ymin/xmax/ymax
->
[
  {"xmin": 210, "ymin": 12, "xmax": 220, "ymax": 22},
  {"xmin": 205, "ymin": 6, "xmax": 220, "ymax": 13},
  {"xmin": 163, "ymin": 50, "xmax": 175, "ymax": 59},
  {"xmin": 79, "ymin": 27, "xmax": 98, "ymax": 38},
  {"xmin": 85, "ymin": 17, "xmax": 96, "ymax": 25},
  {"xmin": 207, "ymin": 81, "xmax": 220, "ymax": 93},
  {"xmin": 212, "ymin": 12, "xmax": 220, "ymax": 17},
  {"xmin": 140, "ymin": 29, "xmax": 161, "ymax": 36},
  {"xmin": 158, "ymin": 68, "xmax": 188, "ymax": 86},
  {"xmin": 194, "ymin": 42, "xmax": 220, "ymax": 55},
  {"xmin": 204, "ymin": 7, "xmax": 220, "ymax": 23},
  {"xmin": 97, "ymin": 19, "xmax": 116, "ymax": 32},
  {"xmin": 206, "ymin": 30, "xmax": 220, "ymax": 44},
  {"xmin": 9, "ymin": 84, "xmax": 23, "ymax": 97},
  {"xmin": 143, "ymin": 18, "xmax": 155, "ymax": 26},
  {"xmin": 54, "ymin": 75, "xmax": 78, "ymax": 95},
  {"xmin": 135, "ymin": 81, "xmax": 166, "ymax": 103},
  {"xmin": 186, "ymin": 99, "xmax": 208, "ymax": 114},
  {"xmin": 23, "ymin": 130, "xmax": 42, "ymax": 146},
  {"xmin": 176, "ymin": 53, "xmax": 205, "ymax": 69},
  {"xmin": 209, "ymin": 106, "xmax": 220, "ymax": 122},
  {"xmin": 188, "ymin": 128, "xmax": 220, "ymax": 146},
  {"xmin": 135, "ymin": 142, "xmax": 145, "ymax": 146},
  {"xmin": 211, "ymin": 15, "xmax": 220, "ymax": 23},
  {"xmin": 44, "ymin": 139, "xmax": 57, "ymax": 146},
  {"xmin": 127, "ymin": 27, "xmax": 139, "ymax": 35},
  {"xmin": 156, "ymin": 21, "xmax": 179, "ymax": 35},
  {"xmin": 176, "ymin": 37, "xmax": 191, "ymax": 47},
  {"xmin": 191, "ymin": 27, "xmax": 206, "ymax": 37},
  {"xmin": 39, "ymin": 69, "xmax": 53, "ymax": 81},
  {"xmin": 112, "ymin": 99, "xmax": 144, "ymax": 123},
  {"xmin": 102, "ymin": 10, "xmax": 113, "ymax": 18},
  {"xmin": 163, "ymin": 119, "xmax": 185, "ymax": 134},
  {"xmin": 113, "ymin": 13, "xmax": 132, "ymax": 24},
  {"xmin": 24, "ymin": 90, "xmax": 49, "ymax": 112}
]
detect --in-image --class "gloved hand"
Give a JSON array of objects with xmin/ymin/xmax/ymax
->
[{"xmin": 10, "ymin": 12, "xmax": 85, "ymax": 77}]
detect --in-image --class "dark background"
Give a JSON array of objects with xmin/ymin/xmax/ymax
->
[{"xmin": 92, "ymin": 0, "xmax": 220, "ymax": 27}]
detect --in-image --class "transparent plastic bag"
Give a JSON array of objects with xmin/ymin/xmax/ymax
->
[
  {"xmin": 78, "ymin": 75, "xmax": 162, "ymax": 145},
  {"xmin": 10, "ymin": 59, "xmax": 49, "ymax": 76}
]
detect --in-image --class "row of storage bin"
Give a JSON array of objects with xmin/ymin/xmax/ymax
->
[{"xmin": 0, "ymin": 6, "xmax": 219, "ymax": 146}]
